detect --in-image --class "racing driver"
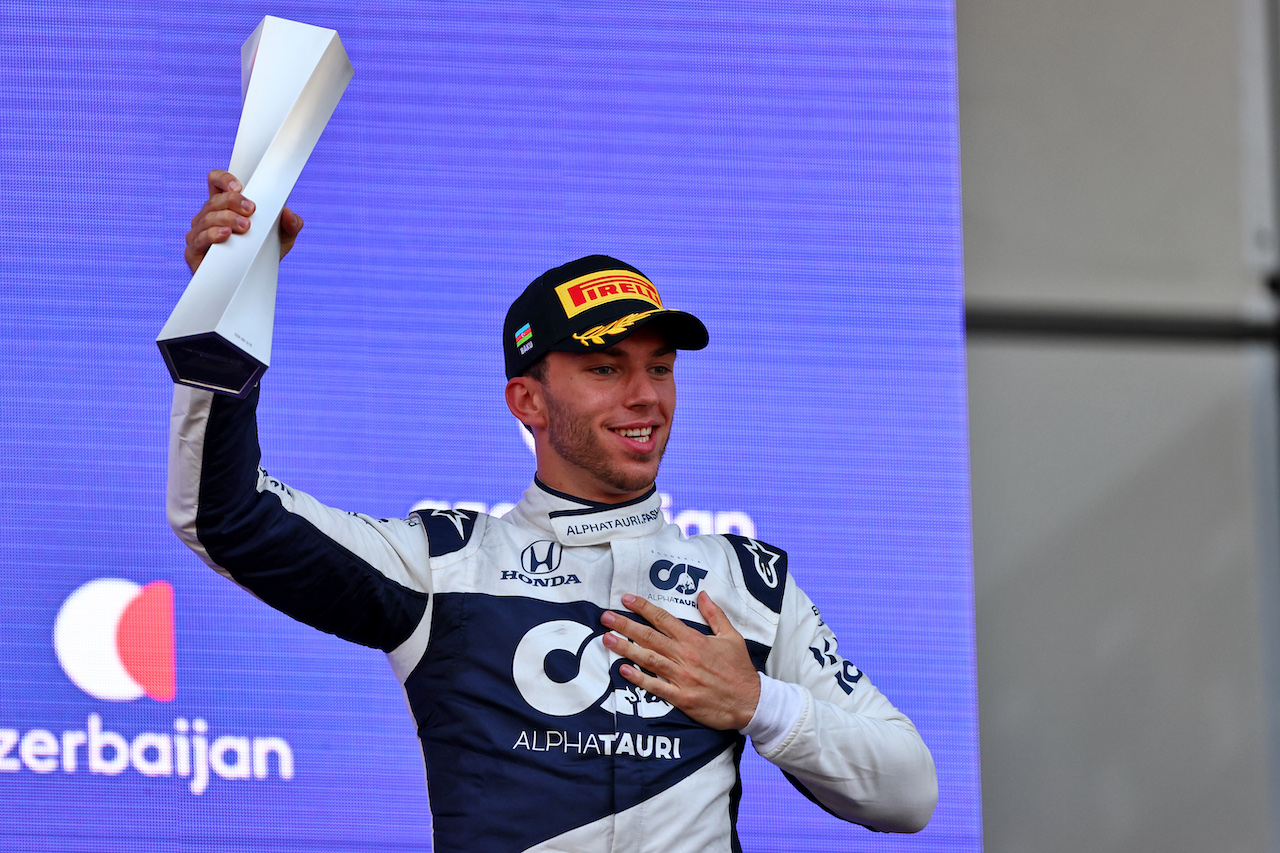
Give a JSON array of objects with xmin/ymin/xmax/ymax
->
[{"xmin": 167, "ymin": 169, "xmax": 938, "ymax": 852}]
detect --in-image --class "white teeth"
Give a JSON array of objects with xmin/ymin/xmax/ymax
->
[{"xmin": 612, "ymin": 427, "xmax": 653, "ymax": 443}]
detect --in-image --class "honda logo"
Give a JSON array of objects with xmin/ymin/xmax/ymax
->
[{"xmin": 520, "ymin": 540, "xmax": 563, "ymax": 575}]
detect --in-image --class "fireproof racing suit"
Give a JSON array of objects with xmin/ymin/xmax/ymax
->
[{"xmin": 167, "ymin": 385, "xmax": 938, "ymax": 852}]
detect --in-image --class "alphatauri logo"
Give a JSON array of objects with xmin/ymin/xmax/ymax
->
[
  {"xmin": 54, "ymin": 578, "xmax": 175, "ymax": 702},
  {"xmin": 510, "ymin": 620, "xmax": 681, "ymax": 762},
  {"xmin": 513, "ymin": 621, "xmax": 613, "ymax": 717},
  {"xmin": 649, "ymin": 560, "xmax": 707, "ymax": 596}
]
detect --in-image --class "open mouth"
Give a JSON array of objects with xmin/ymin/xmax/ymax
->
[{"xmin": 611, "ymin": 426, "xmax": 653, "ymax": 444}]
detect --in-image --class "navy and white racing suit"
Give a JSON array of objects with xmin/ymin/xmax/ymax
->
[{"xmin": 167, "ymin": 384, "xmax": 937, "ymax": 852}]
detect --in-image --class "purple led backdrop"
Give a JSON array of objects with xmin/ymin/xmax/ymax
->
[{"xmin": 0, "ymin": 2, "xmax": 979, "ymax": 850}]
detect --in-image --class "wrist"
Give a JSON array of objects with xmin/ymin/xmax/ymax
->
[
  {"xmin": 734, "ymin": 670, "xmax": 763, "ymax": 730},
  {"xmin": 739, "ymin": 674, "xmax": 804, "ymax": 753}
]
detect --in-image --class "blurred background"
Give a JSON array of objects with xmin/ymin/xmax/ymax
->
[
  {"xmin": 961, "ymin": 1, "xmax": 1280, "ymax": 850},
  {"xmin": 0, "ymin": 4, "xmax": 978, "ymax": 851},
  {"xmin": 27, "ymin": 0, "xmax": 1280, "ymax": 847}
]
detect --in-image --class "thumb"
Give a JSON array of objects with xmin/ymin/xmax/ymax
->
[
  {"xmin": 698, "ymin": 592, "xmax": 739, "ymax": 638},
  {"xmin": 281, "ymin": 208, "xmax": 304, "ymax": 236}
]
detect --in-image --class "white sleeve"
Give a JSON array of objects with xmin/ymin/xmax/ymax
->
[
  {"xmin": 739, "ymin": 673, "xmax": 804, "ymax": 754},
  {"xmin": 167, "ymin": 383, "xmax": 435, "ymax": 655},
  {"xmin": 756, "ymin": 575, "xmax": 938, "ymax": 833}
]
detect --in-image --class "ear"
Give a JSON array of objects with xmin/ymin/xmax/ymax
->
[{"xmin": 505, "ymin": 375, "xmax": 548, "ymax": 429}]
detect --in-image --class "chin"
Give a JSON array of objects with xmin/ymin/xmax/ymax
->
[{"xmin": 603, "ymin": 465, "xmax": 659, "ymax": 496}]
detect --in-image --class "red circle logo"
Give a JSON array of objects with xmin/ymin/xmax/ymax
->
[{"xmin": 53, "ymin": 579, "xmax": 175, "ymax": 702}]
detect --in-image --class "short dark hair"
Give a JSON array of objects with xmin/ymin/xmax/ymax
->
[{"xmin": 523, "ymin": 356, "xmax": 549, "ymax": 383}]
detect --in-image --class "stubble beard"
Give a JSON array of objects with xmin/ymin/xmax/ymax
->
[{"xmin": 543, "ymin": 385, "xmax": 666, "ymax": 496}]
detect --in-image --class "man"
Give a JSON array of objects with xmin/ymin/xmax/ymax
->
[{"xmin": 170, "ymin": 170, "xmax": 937, "ymax": 852}]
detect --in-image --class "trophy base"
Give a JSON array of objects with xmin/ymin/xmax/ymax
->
[{"xmin": 158, "ymin": 333, "xmax": 266, "ymax": 398}]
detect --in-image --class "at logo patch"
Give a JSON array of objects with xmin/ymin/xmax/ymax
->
[
  {"xmin": 515, "ymin": 322, "xmax": 533, "ymax": 347},
  {"xmin": 510, "ymin": 620, "xmax": 675, "ymax": 720},
  {"xmin": 512, "ymin": 620, "xmax": 613, "ymax": 717},
  {"xmin": 725, "ymin": 535, "xmax": 787, "ymax": 613},
  {"xmin": 648, "ymin": 560, "xmax": 707, "ymax": 596}
]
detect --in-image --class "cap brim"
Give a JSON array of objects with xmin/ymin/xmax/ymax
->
[{"xmin": 549, "ymin": 309, "xmax": 709, "ymax": 353}]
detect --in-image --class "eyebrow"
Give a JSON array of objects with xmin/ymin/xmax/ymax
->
[{"xmin": 599, "ymin": 344, "xmax": 676, "ymax": 358}]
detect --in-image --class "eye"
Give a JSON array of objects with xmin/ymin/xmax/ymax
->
[
  {"xmin": 649, "ymin": 364, "xmax": 673, "ymax": 376},
  {"xmin": 589, "ymin": 365, "xmax": 616, "ymax": 376}
]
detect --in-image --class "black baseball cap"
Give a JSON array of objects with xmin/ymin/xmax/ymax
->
[{"xmin": 503, "ymin": 255, "xmax": 709, "ymax": 379}]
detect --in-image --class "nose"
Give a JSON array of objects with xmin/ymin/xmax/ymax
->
[{"xmin": 623, "ymin": 368, "xmax": 660, "ymax": 408}]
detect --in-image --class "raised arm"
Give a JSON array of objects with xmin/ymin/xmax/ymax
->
[{"xmin": 168, "ymin": 171, "xmax": 430, "ymax": 655}]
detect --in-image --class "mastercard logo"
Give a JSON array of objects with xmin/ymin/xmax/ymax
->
[{"xmin": 53, "ymin": 578, "xmax": 175, "ymax": 702}]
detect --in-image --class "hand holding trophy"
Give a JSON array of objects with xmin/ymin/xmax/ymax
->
[
  {"xmin": 158, "ymin": 16, "xmax": 353, "ymax": 397},
  {"xmin": 184, "ymin": 170, "xmax": 304, "ymax": 276}
]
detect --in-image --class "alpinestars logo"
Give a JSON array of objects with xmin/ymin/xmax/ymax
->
[
  {"xmin": 743, "ymin": 540, "xmax": 782, "ymax": 589},
  {"xmin": 511, "ymin": 620, "xmax": 682, "ymax": 761},
  {"xmin": 0, "ymin": 579, "xmax": 296, "ymax": 794},
  {"xmin": 430, "ymin": 508, "xmax": 472, "ymax": 537}
]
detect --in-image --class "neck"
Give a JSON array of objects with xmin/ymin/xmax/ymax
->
[{"xmin": 534, "ymin": 474, "xmax": 655, "ymax": 508}]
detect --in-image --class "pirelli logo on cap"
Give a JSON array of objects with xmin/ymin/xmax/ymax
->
[{"xmin": 554, "ymin": 271, "xmax": 663, "ymax": 319}]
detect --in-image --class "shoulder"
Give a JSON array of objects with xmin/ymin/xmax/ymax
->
[
  {"xmin": 412, "ymin": 507, "xmax": 485, "ymax": 557},
  {"xmin": 712, "ymin": 533, "xmax": 790, "ymax": 615}
]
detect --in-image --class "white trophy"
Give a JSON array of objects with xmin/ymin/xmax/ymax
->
[{"xmin": 157, "ymin": 16, "xmax": 353, "ymax": 397}]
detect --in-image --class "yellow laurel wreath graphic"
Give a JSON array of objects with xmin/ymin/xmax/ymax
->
[{"xmin": 572, "ymin": 310, "xmax": 661, "ymax": 346}]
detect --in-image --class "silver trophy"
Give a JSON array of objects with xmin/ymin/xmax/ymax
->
[{"xmin": 157, "ymin": 16, "xmax": 353, "ymax": 397}]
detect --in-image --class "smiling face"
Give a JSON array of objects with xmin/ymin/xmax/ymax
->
[{"xmin": 505, "ymin": 325, "xmax": 677, "ymax": 504}]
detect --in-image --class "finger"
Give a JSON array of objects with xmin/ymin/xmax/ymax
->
[
  {"xmin": 697, "ymin": 592, "xmax": 742, "ymax": 639},
  {"xmin": 184, "ymin": 217, "xmax": 246, "ymax": 263},
  {"xmin": 188, "ymin": 208, "xmax": 251, "ymax": 236},
  {"xmin": 184, "ymin": 225, "xmax": 231, "ymax": 273},
  {"xmin": 621, "ymin": 593, "xmax": 695, "ymax": 640},
  {"xmin": 618, "ymin": 662, "xmax": 678, "ymax": 702},
  {"xmin": 191, "ymin": 192, "xmax": 256, "ymax": 227},
  {"xmin": 601, "ymin": 610, "xmax": 675, "ymax": 657},
  {"xmin": 207, "ymin": 169, "xmax": 242, "ymax": 197},
  {"xmin": 602, "ymin": 631, "xmax": 675, "ymax": 678},
  {"xmin": 280, "ymin": 207, "xmax": 304, "ymax": 237},
  {"xmin": 185, "ymin": 224, "xmax": 233, "ymax": 254}
]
